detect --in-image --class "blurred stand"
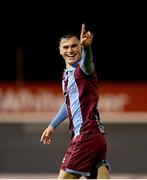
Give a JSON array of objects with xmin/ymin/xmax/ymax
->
[{"xmin": 0, "ymin": 82, "xmax": 147, "ymax": 178}]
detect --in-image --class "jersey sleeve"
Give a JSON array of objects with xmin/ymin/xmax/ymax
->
[
  {"xmin": 80, "ymin": 46, "xmax": 95, "ymax": 75},
  {"xmin": 49, "ymin": 102, "xmax": 68, "ymax": 129}
]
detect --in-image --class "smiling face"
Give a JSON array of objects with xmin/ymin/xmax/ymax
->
[{"xmin": 59, "ymin": 36, "xmax": 83, "ymax": 68}]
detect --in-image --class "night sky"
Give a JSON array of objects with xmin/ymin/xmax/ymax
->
[{"xmin": 1, "ymin": 2, "xmax": 146, "ymax": 82}]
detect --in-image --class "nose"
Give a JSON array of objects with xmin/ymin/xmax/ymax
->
[{"xmin": 67, "ymin": 46, "xmax": 73, "ymax": 52}]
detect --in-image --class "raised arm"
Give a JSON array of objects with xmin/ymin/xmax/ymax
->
[{"xmin": 80, "ymin": 24, "xmax": 95, "ymax": 75}]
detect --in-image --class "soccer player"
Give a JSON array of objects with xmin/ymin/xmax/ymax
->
[{"xmin": 40, "ymin": 24, "xmax": 110, "ymax": 179}]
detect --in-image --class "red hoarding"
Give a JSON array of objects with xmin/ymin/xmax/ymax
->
[{"xmin": 0, "ymin": 82, "xmax": 147, "ymax": 123}]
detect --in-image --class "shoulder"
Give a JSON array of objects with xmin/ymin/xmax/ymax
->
[{"xmin": 74, "ymin": 64, "xmax": 97, "ymax": 79}]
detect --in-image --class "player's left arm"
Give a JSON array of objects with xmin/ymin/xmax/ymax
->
[{"xmin": 80, "ymin": 24, "xmax": 95, "ymax": 75}]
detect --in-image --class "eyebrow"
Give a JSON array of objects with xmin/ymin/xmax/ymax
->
[{"xmin": 63, "ymin": 43, "xmax": 78, "ymax": 47}]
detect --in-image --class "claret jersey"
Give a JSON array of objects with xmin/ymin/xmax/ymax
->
[
  {"xmin": 50, "ymin": 48, "xmax": 105, "ymax": 137},
  {"xmin": 63, "ymin": 63, "xmax": 104, "ymax": 136}
]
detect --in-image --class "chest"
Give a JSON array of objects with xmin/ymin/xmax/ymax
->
[{"xmin": 62, "ymin": 70, "xmax": 78, "ymax": 96}]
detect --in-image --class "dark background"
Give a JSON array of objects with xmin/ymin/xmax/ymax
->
[{"xmin": 1, "ymin": 2, "xmax": 146, "ymax": 82}]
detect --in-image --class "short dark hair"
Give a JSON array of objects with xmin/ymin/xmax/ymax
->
[{"xmin": 59, "ymin": 31, "xmax": 80, "ymax": 45}]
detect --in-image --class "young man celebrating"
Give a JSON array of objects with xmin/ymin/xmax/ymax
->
[{"xmin": 40, "ymin": 24, "xmax": 110, "ymax": 179}]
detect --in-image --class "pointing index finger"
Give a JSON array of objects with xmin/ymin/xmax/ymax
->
[{"xmin": 80, "ymin": 23, "xmax": 86, "ymax": 38}]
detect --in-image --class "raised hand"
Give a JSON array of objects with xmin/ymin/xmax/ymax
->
[{"xmin": 80, "ymin": 24, "xmax": 93, "ymax": 47}]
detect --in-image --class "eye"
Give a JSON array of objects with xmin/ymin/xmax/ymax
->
[
  {"xmin": 63, "ymin": 45, "xmax": 69, "ymax": 50},
  {"xmin": 71, "ymin": 44, "xmax": 78, "ymax": 48}
]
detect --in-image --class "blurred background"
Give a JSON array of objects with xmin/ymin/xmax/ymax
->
[{"xmin": 0, "ymin": 2, "xmax": 147, "ymax": 179}]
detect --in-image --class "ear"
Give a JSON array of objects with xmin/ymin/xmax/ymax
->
[{"xmin": 59, "ymin": 46, "xmax": 62, "ymax": 55}]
